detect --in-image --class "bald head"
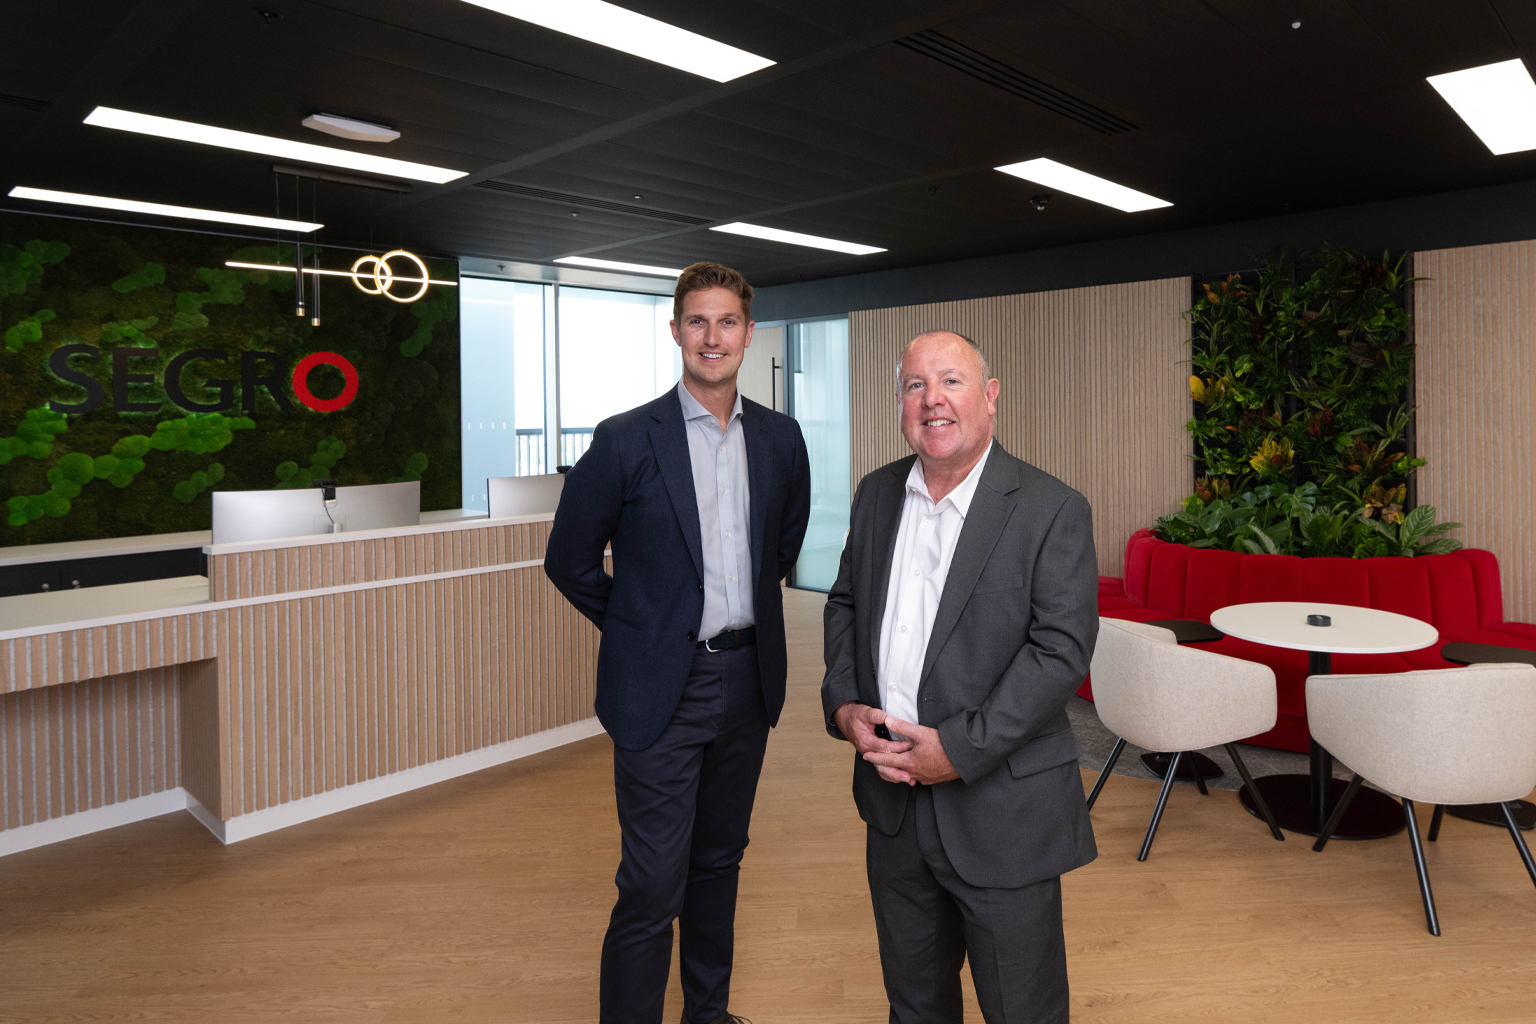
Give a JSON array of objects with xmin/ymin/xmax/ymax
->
[
  {"xmin": 895, "ymin": 331, "xmax": 990, "ymax": 395},
  {"xmin": 895, "ymin": 330, "xmax": 1000, "ymax": 489}
]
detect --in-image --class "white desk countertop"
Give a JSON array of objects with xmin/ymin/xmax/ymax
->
[
  {"xmin": 0, "ymin": 575, "xmax": 211, "ymax": 632},
  {"xmin": 1211, "ymin": 601, "xmax": 1439, "ymax": 655}
]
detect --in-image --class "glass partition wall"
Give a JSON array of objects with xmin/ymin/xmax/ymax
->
[
  {"xmin": 460, "ymin": 278, "xmax": 678, "ymax": 512},
  {"xmin": 786, "ymin": 317, "xmax": 852, "ymax": 591}
]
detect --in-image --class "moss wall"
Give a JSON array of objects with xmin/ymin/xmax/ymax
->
[{"xmin": 0, "ymin": 212, "xmax": 460, "ymax": 546}]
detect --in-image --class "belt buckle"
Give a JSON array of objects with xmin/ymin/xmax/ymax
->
[{"xmin": 705, "ymin": 631, "xmax": 730, "ymax": 653}]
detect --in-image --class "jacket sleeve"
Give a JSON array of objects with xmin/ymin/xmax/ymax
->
[
  {"xmin": 776, "ymin": 423, "xmax": 812, "ymax": 583},
  {"xmin": 821, "ymin": 478, "xmax": 865, "ymax": 739},
  {"xmin": 935, "ymin": 490, "xmax": 1099, "ymax": 784},
  {"xmin": 543, "ymin": 420, "xmax": 623, "ymax": 630}
]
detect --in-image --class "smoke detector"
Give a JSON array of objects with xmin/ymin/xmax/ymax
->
[{"xmin": 301, "ymin": 113, "xmax": 400, "ymax": 143}]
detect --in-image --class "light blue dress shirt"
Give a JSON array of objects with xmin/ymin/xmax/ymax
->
[{"xmin": 677, "ymin": 380, "xmax": 754, "ymax": 639}]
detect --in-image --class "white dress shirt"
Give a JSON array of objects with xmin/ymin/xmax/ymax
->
[
  {"xmin": 677, "ymin": 380, "xmax": 754, "ymax": 639},
  {"xmin": 877, "ymin": 442, "xmax": 994, "ymax": 737}
]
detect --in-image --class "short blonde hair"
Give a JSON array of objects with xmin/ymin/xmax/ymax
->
[{"xmin": 673, "ymin": 262, "xmax": 753, "ymax": 324}]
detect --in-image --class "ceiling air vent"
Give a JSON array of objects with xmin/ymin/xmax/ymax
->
[
  {"xmin": 0, "ymin": 94, "xmax": 51, "ymax": 114},
  {"xmin": 473, "ymin": 181, "xmax": 709, "ymax": 225},
  {"xmin": 896, "ymin": 30, "xmax": 1137, "ymax": 135}
]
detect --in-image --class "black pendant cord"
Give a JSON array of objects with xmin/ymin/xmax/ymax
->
[
  {"xmin": 310, "ymin": 178, "xmax": 321, "ymax": 327},
  {"xmin": 293, "ymin": 174, "xmax": 305, "ymax": 318}
]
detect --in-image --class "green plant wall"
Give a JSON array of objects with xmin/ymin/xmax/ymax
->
[
  {"xmin": 0, "ymin": 212, "xmax": 460, "ymax": 546},
  {"xmin": 1156, "ymin": 246, "xmax": 1461, "ymax": 558}
]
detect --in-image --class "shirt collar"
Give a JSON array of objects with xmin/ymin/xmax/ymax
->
[
  {"xmin": 678, "ymin": 379, "xmax": 742, "ymax": 425},
  {"xmin": 905, "ymin": 440, "xmax": 994, "ymax": 518}
]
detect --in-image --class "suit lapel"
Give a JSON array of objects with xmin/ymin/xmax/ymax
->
[
  {"xmin": 649, "ymin": 391, "xmax": 704, "ymax": 581},
  {"xmin": 866, "ymin": 458, "xmax": 913, "ymax": 669},
  {"xmin": 918, "ymin": 446, "xmax": 1020, "ymax": 689},
  {"xmin": 743, "ymin": 404, "xmax": 770, "ymax": 588}
]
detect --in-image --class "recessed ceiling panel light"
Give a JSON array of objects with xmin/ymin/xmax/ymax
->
[
  {"xmin": 302, "ymin": 113, "xmax": 400, "ymax": 143},
  {"xmin": 458, "ymin": 0, "xmax": 774, "ymax": 83},
  {"xmin": 1426, "ymin": 58, "xmax": 1536, "ymax": 155},
  {"xmin": 9, "ymin": 186, "xmax": 323, "ymax": 232},
  {"xmin": 994, "ymin": 157, "xmax": 1172, "ymax": 212},
  {"xmin": 710, "ymin": 222, "xmax": 886, "ymax": 255},
  {"xmin": 83, "ymin": 106, "xmax": 466, "ymax": 183},
  {"xmin": 555, "ymin": 256, "xmax": 685, "ymax": 277}
]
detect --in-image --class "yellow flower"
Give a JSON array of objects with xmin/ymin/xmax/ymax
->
[{"xmin": 1249, "ymin": 436, "xmax": 1294, "ymax": 476}]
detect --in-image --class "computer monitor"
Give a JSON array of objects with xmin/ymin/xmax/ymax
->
[
  {"xmin": 211, "ymin": 481, "xmax": 421, "ymax": 545},
  {"xmin": 487, "ymin": 474, "xmax": 565, "ymax": 518}
]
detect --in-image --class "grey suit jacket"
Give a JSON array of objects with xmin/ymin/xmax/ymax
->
[{"xmin": 821, "ymin": 441, "xmax": 1099, "ymax": 889}]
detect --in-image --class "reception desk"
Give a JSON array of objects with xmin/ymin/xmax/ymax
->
[{"xmin": 0, "ymin": 514, "xmax": 604, "ymax": 855}]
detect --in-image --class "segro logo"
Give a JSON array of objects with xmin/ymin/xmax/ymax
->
[{"xmin": 47, "ymin": 345, "xmax": 360, "ymax": 415}]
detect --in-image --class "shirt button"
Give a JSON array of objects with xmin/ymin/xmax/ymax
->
[
  {"xmin": 900, "ymin": 625, "xmax": 907, "ymax": 632},
  {"xmin": 729, "ymin": 575, "xmax": 735, "ymax": 581},
  {"xmin": 724, "ymin": 531, "xmax": 730, "ymax": 538},
  {"xmin": 913, "ymin": 569, "xmax": 920, "ymax": 576}
]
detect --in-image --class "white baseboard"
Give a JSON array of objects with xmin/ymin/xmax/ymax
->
[
  {"xmin": 0, "ymin": 788, "xmax": 190, "ymax": 857},
  {"xmin": 1, "ymin": 718, "xmax": 606, "ymax": 855}
]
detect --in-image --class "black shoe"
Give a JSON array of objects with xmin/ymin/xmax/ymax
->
[{"xmin": 684, "ymin": 1016, "xmax": 752, "ymax": 1024}]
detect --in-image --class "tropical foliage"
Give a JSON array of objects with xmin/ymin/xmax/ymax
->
[{"xmin": 1156, "ymin": 247, "xmax": 1462, "ymax": 558}]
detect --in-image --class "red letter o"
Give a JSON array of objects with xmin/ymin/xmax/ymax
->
[{"xmin": 292, "ymin": 352, "xmax": 359, "ymax": 412}]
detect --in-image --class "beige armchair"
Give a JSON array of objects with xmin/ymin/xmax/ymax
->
[
  {"xmin": 1308, "ymin": 663, "xmax": 1536, "ymax": 935},
  {"xmin": 1087, "ymin": 618, "xmax": 1285, "ymax": 860}
]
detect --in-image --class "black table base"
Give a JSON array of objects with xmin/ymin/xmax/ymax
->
[
  {"xmin": 1141, "ymin": 751, "xmax": 1225, "ymax": 781},
  {"xmin": 1239, "ymin": 774, "xmax": 1406, "ymax": 839},
  {"xmin": 1446, "ymin": 799, "xmax": 1536, "ymax": 830}
]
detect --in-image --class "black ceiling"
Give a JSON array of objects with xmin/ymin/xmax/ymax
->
[{"xmin": 4, "ymin": 0, "xmax": 1536, "ymax": 287}]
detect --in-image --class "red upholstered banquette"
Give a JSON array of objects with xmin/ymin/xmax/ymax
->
[{"xmin": 1088, "ymin": 529, "xmax": 1536, "ymax": 752}]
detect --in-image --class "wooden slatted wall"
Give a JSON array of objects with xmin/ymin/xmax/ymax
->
[
  {"xmin": 850, "ymin": 277, "xmax": 1192, "ymax": 575},
  {"xmin": 1415, "ymin": 241, "xmax": 1536, "ymax": 621},
  {"xmin": 0, "ymin": 666, "xmax": 181, "ymax": 830},
  {"xmin": 208, "ymin": 520, "xmax": 551, "ymax": 599}
]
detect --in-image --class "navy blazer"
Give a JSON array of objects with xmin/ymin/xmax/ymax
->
[{"xmin": 545, "ymin": 387, "xmax": 812, "ymax": 751}]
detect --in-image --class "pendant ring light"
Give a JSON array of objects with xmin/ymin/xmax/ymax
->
[{"xmin": 351, "ymin": 249, "xmax": 430, "ymax": 303}]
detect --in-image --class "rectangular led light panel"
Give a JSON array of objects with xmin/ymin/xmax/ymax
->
[
  {"xmin": 459, "ymin": 0, "xmax": 774, "ymax": 82},
  {"xmin": 710, "ymin": 222, "xmax": 886, "ymax": 255},
  {"xmin": 555, "ymin": 256, "xmax": 684, "ymax": 277},
  {"xmin": 83, "ymin": 107, "xmax": 467, "ymax": 184},
  {"xmin": 1427, "ymin": 58, "xmax": 1536, "ymax": 155},
  {"xmin": 10, "ymin": 186, "xmax": 324, "ymax": 232},
  {"xmin": 995, "ymin": 157, "xmax": 1171, "ymax": 212}
]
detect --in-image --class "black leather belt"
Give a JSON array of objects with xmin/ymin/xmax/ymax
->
[{"xmin": 698, "ymin": 626, "xmax": 756, "ymax": 652}]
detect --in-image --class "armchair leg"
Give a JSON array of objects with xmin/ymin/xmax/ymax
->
[
  {"xmin": 1499, "ymin": 801, "xmax": 1536, "ymax": 890},
  {"xmin": 1312, "ymin": 773, "xmax": 1366, "ymax": 853},
  {"xmin": 1086, "ymin": 737, "xmax": 1126, "ymax": 811},
  {"xmin": 1403, "ymin": 798, "xmax": 1441, "ymax": 937},
  {"xmin": 1189, "ymin": 753, "xmax": 1209, "ymax": 795},
  {"xmin": 1138, "ymin": 751, "xmax": 1183, "ymax": 862},
  {"xmin": 1429, "ymin": 804, "xmax": 1445, "ymax": 842},
  {"xmin": 1225, "ymin": 743, "xmax": 1284, "ymax": 841}
]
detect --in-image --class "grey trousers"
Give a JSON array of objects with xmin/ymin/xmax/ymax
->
[{"xmin": 866, "ymin": 786, "xmax": 1069, "ymax": 1024}]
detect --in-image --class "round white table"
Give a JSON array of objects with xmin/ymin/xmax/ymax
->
[{"xmin": 1210, "ymin": 601, "xmax": 1439, "ymax": 839}]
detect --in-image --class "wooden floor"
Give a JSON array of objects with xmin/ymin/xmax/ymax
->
[{"xmin": 4, "ymin": 587, "xmax": 1536, "ymax": 1022}]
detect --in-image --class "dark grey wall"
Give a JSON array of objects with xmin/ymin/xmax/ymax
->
[{"xmin": 753, "ymin": 178, "xmax": 1536, "ymax": 322}]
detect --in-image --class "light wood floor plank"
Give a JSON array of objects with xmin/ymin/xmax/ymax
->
[{"xmin": 2, "ymin": 586, "xmax": 1534, "ymax": 1021}]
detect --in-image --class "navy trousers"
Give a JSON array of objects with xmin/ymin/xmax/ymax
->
[{"xmin": 600, "ymin": 644, "xmax": 769, "ymax": 1024}]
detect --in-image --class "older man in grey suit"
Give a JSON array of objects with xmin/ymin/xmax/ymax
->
[{"xmin": 822, "ymin": 330, "xmax": 1099, "ymax": 1023}]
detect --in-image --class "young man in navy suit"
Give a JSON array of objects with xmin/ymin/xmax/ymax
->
[{"xmin": 545, "ymin": 262, "xmax": 811, "ymax": 1024}]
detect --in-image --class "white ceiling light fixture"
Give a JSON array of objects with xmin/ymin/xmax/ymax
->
[
  {"xmin": 555, "ymin": 256, "xmax": 685, "ymax": 277},
  {"xmin": 82, "ymin": 106, "xmax": 466, "ymax": 183},
  {"xmin": 994, "ymin": 157, "xmax": 1172, "ymax": 212},
  {"xmin": 9, "ymin": 186, "xmax": 323, "ymax": 232},
  {"xmin": 458, "ymin": 0, "xmax": 774, "ymax": 83},
  {"xmin": 710, "ymin": 221, "xmax": 886, "ymax": 255},
  {"xmin": 1426, "ymin": 58, "xmax": 1536, "ymax": 155},
  {"xmin": 302, "ymin": 113, "xmax": 401, "ymax": 144}
]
